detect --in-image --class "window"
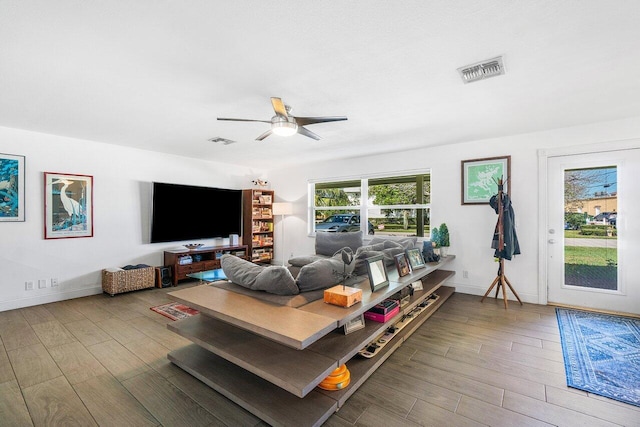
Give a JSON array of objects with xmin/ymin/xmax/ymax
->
[{"xmin": 310, "ymin": 172, "xmax": 431, "ymax": 237}]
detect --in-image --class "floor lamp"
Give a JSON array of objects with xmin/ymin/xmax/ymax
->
[{"xmin": 272, "ymin": 202, "xmax": 293, "ymax": 266}]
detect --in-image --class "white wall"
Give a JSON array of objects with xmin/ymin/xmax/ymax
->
[
  {"xmin": 268, "ymin": 116, "xmax": 640, "ymax": 308},
  {"xmin": 3, "ymin": 116, "xmax": 640, "ymax": 312},
  {"xmin": 0, "ymin": 126, "xmax": 262, "ymax": 311}
]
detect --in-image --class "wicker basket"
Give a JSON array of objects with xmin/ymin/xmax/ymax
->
[{"xmin": 102, "ymin": 266, "xmax": 155, "ymax": 296}]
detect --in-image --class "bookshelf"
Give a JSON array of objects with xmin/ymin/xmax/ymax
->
[{"xmin": 242, "ymin": 189, "xmax": 275, "ymax": 263}]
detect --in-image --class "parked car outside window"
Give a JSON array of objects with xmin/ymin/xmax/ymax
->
[{"xmin": 315, "ymin": 214, "xmax": 375, "ymax": 235}]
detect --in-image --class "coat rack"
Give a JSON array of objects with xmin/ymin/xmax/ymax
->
[{"xmin": 481, "ymin": 177, "xmax": 523, "ymax": 309}]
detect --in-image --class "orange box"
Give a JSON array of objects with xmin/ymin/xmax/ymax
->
[{"xmin": 324, "ymin": 285, "xmax": 363, "ymax": 308}]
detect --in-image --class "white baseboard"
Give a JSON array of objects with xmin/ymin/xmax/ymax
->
[{"xmin": 0, "ymin": 286, "xmax": 103, "ymax": 312}]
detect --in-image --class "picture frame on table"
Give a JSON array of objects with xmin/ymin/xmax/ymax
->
[
  {"xmin": 394, "ymin": 252, "xmax": 411, "ymax": 277},
  {"xmin": 406, "ymin": 247, "xmax": 426, "ymax": 270},
  {"xmin": 461, "ymin": 155, "xmax": 510, "ymax": 204},
  {"xmin": 366, "ymin": 254, "xmax": 390, "ymax": 292},
  {"xmin": 44, "ymin": 172, "xmax": 94, "ymax": 239},
  {"xmin": 343, "ymin": 314, "xmax": 366, "ymax": 335},
  {"xmin": 0, "ymin": 153, "xmax": 25, "ymax": 222}
]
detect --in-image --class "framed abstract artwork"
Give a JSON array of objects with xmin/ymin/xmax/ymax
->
[
  {"xmin": 0, "ymin": 153, "xmax": 25, "ymax": 222},
  {"xmin": 461, "ymin": 155, "xmax": 511, "ymax": 204},
  {"xmin": 44, "ymin": 172, "xmax": 94, "ymax": 239}
]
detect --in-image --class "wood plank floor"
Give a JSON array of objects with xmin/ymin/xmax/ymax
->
[{"xmin": 1, "ymin": 285, "xmax": 638, "ymax": 426}]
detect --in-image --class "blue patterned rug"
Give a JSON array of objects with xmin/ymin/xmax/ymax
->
[{"xmin": 556, "ymin": 308, "xmax": 640, "ymax": 407}]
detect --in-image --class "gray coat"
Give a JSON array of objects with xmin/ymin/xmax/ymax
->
[{"xmin": 490, "ymin": 193, "xmax": 521, "ymax": 260}]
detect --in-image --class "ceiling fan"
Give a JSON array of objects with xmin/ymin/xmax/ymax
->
[{"xmin": 217, "ymin": 97, "xmax": 347, "ymax": 141}]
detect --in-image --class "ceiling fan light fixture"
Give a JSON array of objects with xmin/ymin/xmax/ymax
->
[
  {"xmin": 272, "ymin": 121, "xmax": 298, "ymax": 136},
  {"xmin": 218, "ymin": 97, "xmax": 345, "ymax": 141}
]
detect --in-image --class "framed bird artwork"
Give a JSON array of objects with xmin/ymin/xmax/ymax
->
[{"xmin": 44, "ymin": 172, "xmax": 94, "ymax": 239}]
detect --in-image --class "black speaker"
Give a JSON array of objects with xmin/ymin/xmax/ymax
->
[{"xmin": 156, "ymin": 267, "xmax": 172, "ymax": 288}]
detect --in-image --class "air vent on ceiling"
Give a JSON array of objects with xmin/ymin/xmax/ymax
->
[
  {"xmin": 208, "ymin": 137, "xmax": 236, "ymax": 145},
  {"xmin": 457, "ymin": 56, "xmax": 505, "ymax": 84}
]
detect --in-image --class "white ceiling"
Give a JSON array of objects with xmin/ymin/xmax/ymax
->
[{"xmin": 2, "ymin": 1, "xmax": 640, "ymax": 169}]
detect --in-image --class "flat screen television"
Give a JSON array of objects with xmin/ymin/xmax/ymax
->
[{"xmin": 150, "ymin": 182, "xmax": 242, "ymax": 243}]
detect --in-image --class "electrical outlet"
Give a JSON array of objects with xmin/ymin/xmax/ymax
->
[
  {"xmin": 38, "ymin": 279, "xmax": 47, "ymax": 289},
  {"xmin": 51, "ymin": 278, "xmax": 58, "ymax": 287},
  {"xmin": 463, "ymin": 270, "xmax": 469, "ymax": 279},
  {"xmin": 25, "ymin": 281, "xmax": 34, "ymax": 291}
]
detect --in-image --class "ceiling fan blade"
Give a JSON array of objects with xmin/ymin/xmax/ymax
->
[
  {"xmin": 294, "ymin": 116, "xmax": 348, "ymax": 126},
  {"xmin": 297, "ymin": 126, "xmax": 320, "ymax": 140},
  {"xmin": 255, "ymin": 129, "xmax": 273, "ymax": 141},
  {"xmin": 217, "ymin": 117, "xmax": 271, "ymax": 123},
  {"xmin": 271, "ymin": 97, "xmax": 289, "ymax": 118}
]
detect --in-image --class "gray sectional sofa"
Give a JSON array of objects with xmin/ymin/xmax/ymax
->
[{"xmin": 218, "ymin": 232, "xmax": 421, "ymax": 305}]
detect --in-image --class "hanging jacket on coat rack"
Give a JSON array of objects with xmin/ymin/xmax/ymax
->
[{"xmin": 490, "ymin": 193, "xmax": 521, "ymax": 260}]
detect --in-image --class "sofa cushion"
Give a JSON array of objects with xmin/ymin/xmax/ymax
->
[
  {"xmin": 382, "ymin": 240, "xmax": 402, "ymax": 250},
  {"xmin": 380, "ymin": 240, "xmax": 405, "ymax": 261},
  {"xmin": 397, "ymin": 237, "xmax": 418, "ymax": 249},
  {"xmin": 296, "ymin": 258, "xmax": 342, "ymax": 292},
  {"xmin": 353, "ymin": 241, "xmax": 406, "ymax": 275},
  {"xmin": 213, "ymin": 280, "xmax": 323, "ymax": 307},
  {"xmin": 315, "ymin": 231, "xmax": 363, "ymax": 256},
  {"xmin": 357, "ymin": 242, "xmax": 385, "ymax": 252},
  {"xmin": 221, "ymin": 255, "xmax": 299, "ymax": 295},
  {"xmin": 254, "ymin": 266, "xmax": 299, "ymax": 295},
  {"xmin": 221, "ymin": 254, "xmax": 263, "ymax": 288},
  {"xmin": 382, "ymin": 246, "xmax": 404, "ymax": 263},
  {"xmin": 296, "ymin": 248, "xmax": 354, "ymax": 292},
  {"xmin": 370, "ymin": 236, "xmax": 418, "ymax": 250},
  {"xmin": 287, "ymin": 255, "xmax": 327, "ymax": 267},
  {"xmin": 353, "ymin": 248, "xmax": 385, "ymax": 276}
]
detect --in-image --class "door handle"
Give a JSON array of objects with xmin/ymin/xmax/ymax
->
[{"xmin": 548, "ymin": 239, "xmax": 556, "ymax": 244}]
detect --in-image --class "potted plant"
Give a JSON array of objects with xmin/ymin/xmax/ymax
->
[
  {"xmin": 438, "ymin": 223, "xmax": 450, "ymax": 257},
  {"xmin": 430, "ymin": 226, "xmax": 440, "ymax": 256}
]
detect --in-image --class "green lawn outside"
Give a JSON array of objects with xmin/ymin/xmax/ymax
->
[{"xmin": 565, "ymin": 246, "xmax": 617, "ymax": 266}]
